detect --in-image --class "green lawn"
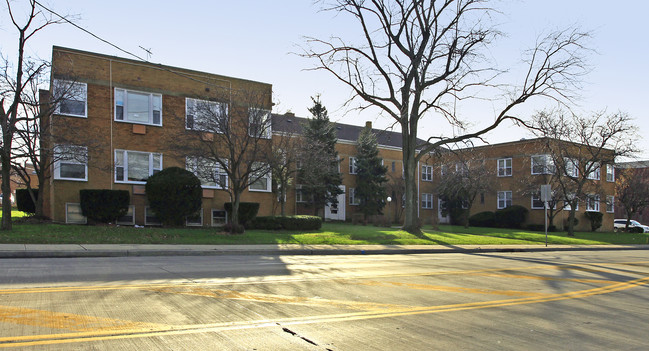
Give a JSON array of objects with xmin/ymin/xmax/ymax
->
[{"xmin": 0, "ymin": 219, "xmax": 647, "ymax": 245}]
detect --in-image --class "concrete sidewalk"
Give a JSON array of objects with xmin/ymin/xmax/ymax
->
[{"xmin": 0, "ymin": 243, "xmax": 648, "ymax": 258}]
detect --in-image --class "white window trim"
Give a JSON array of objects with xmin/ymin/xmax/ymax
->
[
  {"xmin": 497, "ymin": 191, "xmax": 512, "ymax": 209},
  {"xmin": 115, "ymin": 150, "xmax": 162, "ymax": 184},
  {"xmin": 349, "ymin": 188, "xmax": 360, "ymax": 206},
  {"xmin": 586, "ymin": 162, "xmax": 601, "ymax": 180},
  {"xmin": 564, "ymin": 157, "xmax": 579, "ymax": 178},
  {"xmin": 116, "ymin": 205, "xmax": 136, "ymax": 226},
  {"xmin": 249, "ymin": 163, "xmax": 272, "ymax": 192},
  {"xmin": 185, "ymin": 208, "xmax": 204, "ymax": 227},
  {"xmin": 53, "ymin": 145, "xmax": 88, "ymax": 182},
  {"xmin": 248, "ymin": 108, "xmax": 272, "ymax": 139},
  {"xmin": 422, "ymin": 165, "xmax": 433, "ymax": 181},
  {"xmin": 211, "ymin": 209, "xmax": 228, "ymax": 227},
  {"xmin": 65, "ymin": 203, "xmax": 87, "ymax": 224},
  {"xmin": 185, "ymin": 98, "xmax": 227, "ymax": 132},
  {"xmin": 53, "ymin": 80, "xmax": 88, "ymax": 118},
  {"xmin": 531, "ymin": 154, "xmax": 554, "ymax": 175},
  {"xmin": 349, "ymin": 157, "xmax": 358, "ymax": 174},
  {"xmin": 586, "ymin": 194, "xmax": 601, "ymax": 212},
  {"xmin": 606, "ymin": 195, "xmax": 615, "ymax": 213},
  {"xmin": 421, "ymin": 193, "xmax": 433, "ymax": 209},
  {"xmin": 497, "ymin": 158, "xmax": 512, "ymax": 177},
  {"xmin": 531, "ymin": 194, "xmax": 557, "ymax": 210},
  {"xmin": 606, "ymin": 164, "xmax": 615, "ymax": 182},
  {"xmin": 295, "ymin": 184, "xmax": 306, "ymax": 203},
  {"xmin": 114, "ymin": 88, "xmax": 162, "ymax": 126},
  {"xmin": 186, "ymin": 156, "xmax": 228, "ymax": 189},
  {"xmin": 563, "ymin": 195, "xmax": 579, "ymax": 211}
]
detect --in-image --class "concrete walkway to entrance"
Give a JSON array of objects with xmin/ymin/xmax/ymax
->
[{"xmin": 0, "ymin": 243, "xmax": 647, "ymax": 258}]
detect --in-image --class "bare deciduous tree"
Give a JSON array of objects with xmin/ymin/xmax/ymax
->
[
  {"xmin": 615, "ymin": 167, "xmax": 649, "ymax": 231},
  {"xmin": 303, "ymin": 0, "xmax": 590, "ymax": 233},
  {"xmin": 436, "ymin": 146, "xmax": 496, "ymax": 227},
  {"xmin": 530, "ymin": 109, "xmax": 637, "ymax": 235},
  {"xmin": 166, "ymin": 88, "xmax": 273, "ymax": 232},
  {"xmin": 0, "ymin": 0, "xmax": 69, "ymax": 229}
]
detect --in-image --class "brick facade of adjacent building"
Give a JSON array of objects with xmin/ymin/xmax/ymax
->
[{"xmin": 43, "ymin": 46, "xmax": 615, "ymax": 231}]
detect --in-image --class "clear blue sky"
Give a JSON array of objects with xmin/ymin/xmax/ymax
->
[{"xmin": 1, "ymin": 0, "xmax": 647, "ymax": 159}]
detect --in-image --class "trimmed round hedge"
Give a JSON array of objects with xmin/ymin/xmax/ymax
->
[{"xmin": 145, "ymin": 167, "xmax": 202, "ymax": 226}]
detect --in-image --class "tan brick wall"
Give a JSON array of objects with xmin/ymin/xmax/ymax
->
[{"xmin": 46, "ymin": 47, "xmax": 616, "ymax": 231}]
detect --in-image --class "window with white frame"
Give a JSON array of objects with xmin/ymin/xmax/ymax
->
[
  {"xmin": 53, "ymin": 80, "xmax": 87, "ymax": 117},
  {"xmin": 185, "ymin": 208, "xmax": 203, "ymax": 227},
  {"xmin": 497, "ymin": 191, "xmax": 512, "ymax": 209},
  {"xmin": 531, "ymin": 193, "xmax": 556, "ymax": 210},
  {"xmin": 185, "ymin": 98, "xmax": 227, "ymax": 132},
  {"xmin": 606, "ymin": 164, "xmax": 615, "ymax": 182},
  {"xmin": 606, "ymin": 195, "xmax": 615, "ymax": 213},
  {"xmin": 65, "ymin": 203, "xmax": 87, "ymax": 224},
  {"xmin": 563, "ymin": 194, "xmax": 579, "ymax": 211},
  {"xmin": 586, "ymin": 162, "xmax": 601, "ymax": 180},
  {"xmin": 531, "ymin": 155, "xmax": 555, "ymax": 174},
  {"xmin": 531, "ymin": 194, "xmax": 544, "ymax": 210},
  {"xmin": 586, "ymin": 194, "xmax": 600, "ymax": 212},
  {"xmin": 249, "ymin": 162, "xmax": 271, "ymax": 192},
  {"xmin": 54, "ymin": 145, "xmax": 88, "ymax": 181},
  {"xmin": 440, "ymin": 164, "xmax": 448, "ymax": 177},
  {"xmin": 248, "ymin": 108, "xmax": 272, "ymax": 139},
  {"xmin": 116, "ymin": 205, "xmax": 135, "ymax": 225},
  {"xmin": 564, "ymin": 157, "xmax": 579, "ymax": 178},
  {"xmin": 114, "ymin": 88, "xmax": 162, "ymax": 126},
  {"xmin": 349, "ymin": 188, "xmax": 361, "ymax": 205},
  {"xmin": 115, "ymin": 150, "xmax": 162, "ymax": 184},
  {"xmin": 497, "ymin": 158, "xmax": 512, "ymax": 177},
  {"xmin": 211, "ymin": 209, "xmax": 227, "ymax": 226},
  {"xmin": 422, "ymin": 165, "xmax": 433, "ymax": 181},
  {"xmin": 295, "ymin": 184, "xmax": 306, "ymax": 203},
  {"xmin": 186, "ymin": 156, "xmax": 227, "ymax": 189},
  {"xmin": 421, "ymin": 193, "xmax": 433, "ymax": 209},
  {"xmin": 145, "ymin": 206, "xmax": 162, "ymax": 226},
  {"xmin": 349, "ymin": 157, "xmax": 358, "ymax": 174}
]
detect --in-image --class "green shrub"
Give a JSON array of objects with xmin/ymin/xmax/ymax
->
[
  {"xmin": 279, "ymin": 215, "xmax": 322, "ymax": 230},
  {"xmin": 494, "ymin": 205, "xmax": 528, "ymax": 228},
  {"xmin": 145, "ymin": 167, "xmax": 202, "ymax": 226},
  {"xmin": 16, "ymin": 188, "xmax": 38, "ymax": 214},
  {"xmin": 584, "ymin": 212, "xmax": 603, "ymax": 232},
  {"xmin": 249, "ymin": 215, "xmax": 322, "ymax": 230},
  {"xmin": 224, "ymin": 202, "xmax": 260, "ymax": 227},
  {"xmin": 249, "ymin": 216, "xmax": 283, "ymax": 230},
  {"xmin": 80, "ymin": 190, "xmax": 130, "ymax": 223},
  {"xmin": 449, "ymin": 207, "xmax": 469, "ymax": 226},
  {"xmin": 468, "ymin": 211, "xmax": 495, "ymax": 227}
]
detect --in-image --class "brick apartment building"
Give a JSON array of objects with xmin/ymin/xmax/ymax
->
[{"xmin": 43, "ymin": 46, "xmax": 615, "ymax": 231}]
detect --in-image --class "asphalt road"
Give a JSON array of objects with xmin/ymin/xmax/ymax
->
[{"xmin": 0, "ymin": 250, "xmax": 648, "ymax": 350}]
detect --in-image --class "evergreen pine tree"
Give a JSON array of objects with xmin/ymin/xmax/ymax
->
[
  {"xmin": 299, "ymin": 95, "xmax": 343, "ymax": 217},
  {"xmin": 355, "ymin": 126, "xmax": 388, "ymax": 219}
]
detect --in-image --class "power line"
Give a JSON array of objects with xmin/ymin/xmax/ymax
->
[{"xmin": 34, "ymin": 0, "xmax": 149, "ymax": 63}]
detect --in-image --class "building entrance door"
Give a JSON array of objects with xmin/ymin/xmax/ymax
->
[
  {"xmin": 324, "ymin": 186, "xmax": 346, "ymax": 221},
  {"xmin": 438, "ymin": 198, "xmax": 450, "ymax": 224}
]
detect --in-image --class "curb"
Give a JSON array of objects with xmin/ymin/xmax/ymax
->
[{"xmin": 0, "ymin": 245, "xmax": 647, "ymax": 259}]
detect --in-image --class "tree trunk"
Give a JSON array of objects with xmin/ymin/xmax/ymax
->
[
  {"xmin": 567, "ymin": 207, "xmax": 576, "ymax": 237},
  {"xmin": 1, "ymin": 155, "xmax": 12, "ymax": 230},
  {"xmin": 402, "ymin": 148, "xmax": 420, "ymax": 234},
  {"xmin": 231, "ymin": 192, "xmax": 242, "ymax": 233}
]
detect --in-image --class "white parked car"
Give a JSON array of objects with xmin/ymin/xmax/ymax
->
[{"xmin": 614, "ymin": 219, "xmax": 649, "ymax": 233}]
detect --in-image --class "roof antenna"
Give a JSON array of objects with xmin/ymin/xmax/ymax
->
[{"xmin": 139, "ymin": 46, "xmax": 153, "ymax": 61}]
